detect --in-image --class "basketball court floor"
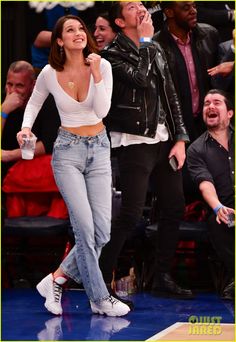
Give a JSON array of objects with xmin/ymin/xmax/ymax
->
[{"xmin": 2, "ymin": 289, "xmax": 234, "ymax": 341}]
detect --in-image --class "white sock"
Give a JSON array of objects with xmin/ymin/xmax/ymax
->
[{"xmin": 54, "ymin": 276, "xmax": 67, "ymax": 285}]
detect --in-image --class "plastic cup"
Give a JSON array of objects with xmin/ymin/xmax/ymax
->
[{"xmin": 21, "ymin": 135, "xmax": 37, "ymax": 160}]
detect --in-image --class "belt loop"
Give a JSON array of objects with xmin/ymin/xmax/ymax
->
[{"xmin": 97, "ymin": 134, "xmax": 101, "ymax": 144}]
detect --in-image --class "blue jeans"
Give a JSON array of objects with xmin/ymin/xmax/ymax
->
[{"xmin": 51, "ymin": 128, "xmax": 111, "ymax": 302}]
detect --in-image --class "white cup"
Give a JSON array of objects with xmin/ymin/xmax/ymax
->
[{"xmin": 21, "ymin": 135, "xmax": 37, "ymax": 160}]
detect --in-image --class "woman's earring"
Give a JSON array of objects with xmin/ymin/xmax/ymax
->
[{"xmin": 60, "ymin": 46, "xmax": 64, "ymax": 56}]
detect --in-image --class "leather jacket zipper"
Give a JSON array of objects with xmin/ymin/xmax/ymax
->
[
  {"xmin": 144, "ymin": 50, "xmax": 151, "ymax": 134},
  {"xmin": 162, "ymin": 77, "xmax": 174, "ymax": 140},
  {"xmin": 146, "ymin": 49, "xmax": 151, "ymax": 76},
  {"xmin": 144, "ymin": 93, "xmax": 149, "ymax": 135},
  {"xmin": 117, "ymin": 104, "xmax": 141, "ymax": 111}
]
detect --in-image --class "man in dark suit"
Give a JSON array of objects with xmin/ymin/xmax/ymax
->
[{"xmin": 154, "ymin": 1, "xmax": 220, "ymax": 143}]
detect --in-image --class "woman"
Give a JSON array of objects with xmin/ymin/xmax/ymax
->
[
  {"xmin": 94, "ymin": 12, "xmax": 117, "ymax": 51},
  {"xmin": 17, "ymin": 15, "xmax": 130, "ymax": 317}
]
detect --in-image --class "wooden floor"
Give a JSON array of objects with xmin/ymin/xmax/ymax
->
[{"xmin": 147, "ymin": 322, "xmax": 234, "ymax": 341}]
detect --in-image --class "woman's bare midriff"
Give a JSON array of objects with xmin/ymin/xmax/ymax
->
[{"xmin": 61, "ymin": 121, "xmax": 105, "ymax": 136}]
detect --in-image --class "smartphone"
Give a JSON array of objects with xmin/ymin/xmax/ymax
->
[
  {"xmin": 169, "ymin": 156, "xmax": 178, "ymax": 171},
  {"xmin": 227, "ymin": 213, "xmax": 235, "ymax": 227}
]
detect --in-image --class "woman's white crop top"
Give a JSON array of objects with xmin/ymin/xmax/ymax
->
[{"xmin": 22, "ymin": 59, "xmax": 113, "ymax": 129}]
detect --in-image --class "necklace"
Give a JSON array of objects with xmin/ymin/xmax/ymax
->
[{"xmin": 68, "ymin": 81, "xmax": 75, "ymax": 89}]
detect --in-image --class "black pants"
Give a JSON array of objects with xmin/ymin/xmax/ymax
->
[
  {"xmin": 208, "ymin": 213, "xmax": 235, "ymax": 278},
  {"xmin": 99, "ymin": 141, "xmax": 185, "ymax": 283}
]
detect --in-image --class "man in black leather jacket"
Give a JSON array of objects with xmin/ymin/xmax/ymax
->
[{"xmin": 99, "ymin": 1, "xmax": 193, "ymax": 301}]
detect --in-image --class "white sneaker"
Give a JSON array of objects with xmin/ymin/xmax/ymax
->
[
  {"xmin": 36, "ymin": 273, "xmax": 63, "ymax": 315},
  {"xmin": 90, "ymin": 295, "xmax": 130, "ymax": 317}
]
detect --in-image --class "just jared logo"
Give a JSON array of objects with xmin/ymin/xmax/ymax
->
[{"xmin": 188, "ymin": 316, "xmax": 222, "ymax": 335}]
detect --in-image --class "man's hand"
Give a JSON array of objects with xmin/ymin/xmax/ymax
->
[
  {"xmin": 169, "ymin": 141, "xmax": 186, "ymax": 170},
  {"xmin": 207, "ymin": 61, "xmax": 234, "ymax": 77},
  {"xmin": 137, "ymin": 11, "xmax": 154, "ymax": 39},
  {"xmin": 216, "ymin": 206, "xmax": 235, "ymax": 225},
  {"xmin": 2, "ymin": 92, "xmax": 24, "ymax": 114},
  {"xmin": 1, "ymin": 149, "xmax": 22, "ymax": 163}
]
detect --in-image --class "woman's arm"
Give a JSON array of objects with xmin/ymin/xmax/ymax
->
[
  {"xmin": 17, "ymin": 69, "xmax": 49, "ymax": 144},
  {"xmin": 92, "ymin": 58, "xmax": 113, "ymax": 119}
]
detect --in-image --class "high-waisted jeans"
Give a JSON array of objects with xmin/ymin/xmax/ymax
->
[{"xmin": 52, "ymin": 128, "xmax": 111, "ymax": 302}]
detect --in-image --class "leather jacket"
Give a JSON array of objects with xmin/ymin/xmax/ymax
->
[{"xmin": 102, "ymin": 32, "xmax": 189, "ymax": 142}]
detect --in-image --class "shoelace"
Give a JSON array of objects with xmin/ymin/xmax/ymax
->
[
  {"xmin": 108, "ymin": 295, "xmax": 119, "ymax": 306},
  {"xmin": 53, "ymin": 281, "xmax": 63, "ymax": 303}
]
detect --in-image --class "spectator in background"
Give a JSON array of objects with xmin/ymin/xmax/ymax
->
[
  {"xmin": 94, "ymin": 12, "xmax": 117, "ymax": 51},
  {"xmin": 154, "ymin": 1, "xmax": 219, "ymax": 204},
  {"xmin": 1, "ymin": 61, "xmax": 60, "ymax": 181},
  {"xmin": 1, "ymin": 61, "xmax": 35, "ymax": 133},
  {"xmin": 1, "ymin": 61, "xmax": 63, "ymax": 219},
  {"xmin": 187, "ymin": 89, "xmax": 235, "ymax": 300},
  {"xmin": 208, "ymin": 29, "xmax": 235, "ymax": 103},
  {"xmin": 154, "ymin": 1, "xmax": 219, "ymax": 143},
  {"xmin": 196, "ymin": 1, "xmax": 235, "ymax": 43}
]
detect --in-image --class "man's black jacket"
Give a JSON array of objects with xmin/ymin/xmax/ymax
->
[
  {"xmin": 102, "ymin": 32, "xmax": 189, "ymax": 142},
  {"xmin": 154, "ymin": 23, "xmax": 219, "ymax": 141}
]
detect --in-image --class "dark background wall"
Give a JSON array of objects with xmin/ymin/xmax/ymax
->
[{"xmin": 2, "ymin": 1, "xmax": 31, "ymax": 86}]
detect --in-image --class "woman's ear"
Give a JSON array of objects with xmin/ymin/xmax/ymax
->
[{"xmin": 56, "ymin": 38, "xmax": 63, "ymax": 47}]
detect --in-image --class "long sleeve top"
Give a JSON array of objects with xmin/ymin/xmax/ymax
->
[{"xmin": 22, "ymin": 59, "xmax": 112, "ymax": 129}]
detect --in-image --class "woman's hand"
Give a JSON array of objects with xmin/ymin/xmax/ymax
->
[
  {"xmin": 86, "ymin": 53, "xmax": 102, "ymax": 83},
  {"xmin": 16, "ymin": 127, "xmax": 32, "ymax": 146}
]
